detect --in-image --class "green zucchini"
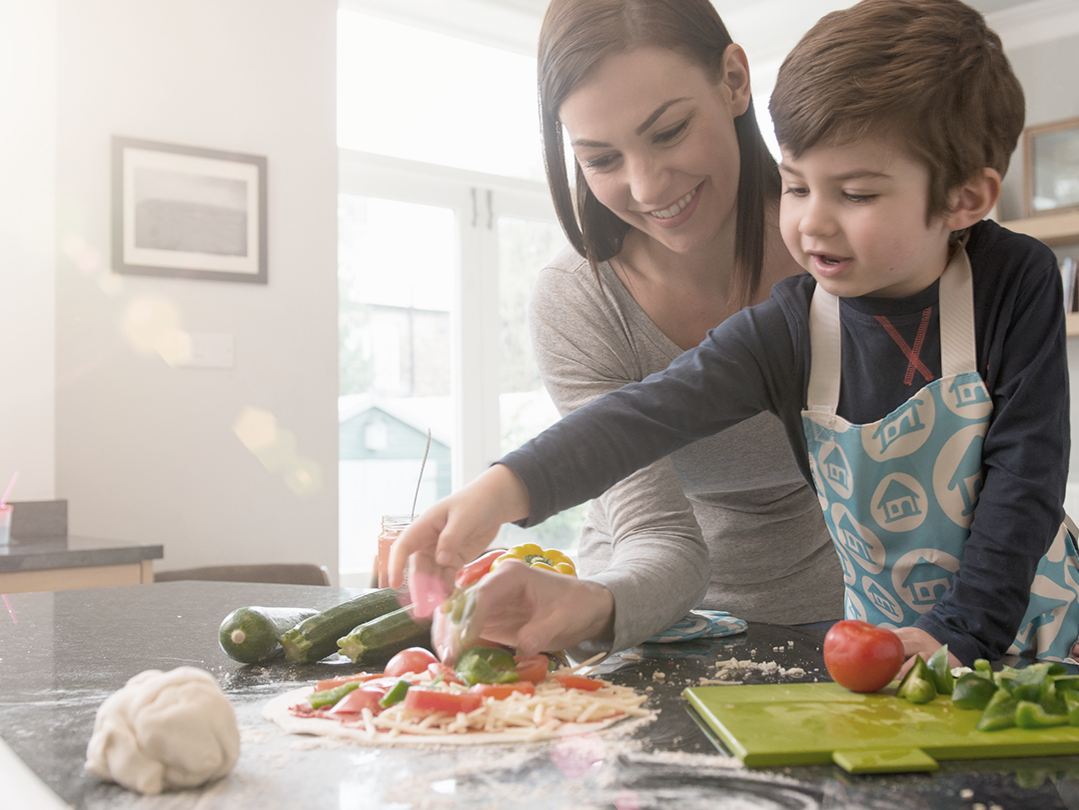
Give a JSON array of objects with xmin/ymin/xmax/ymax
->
[
  {"xmin": 337, "ymin": 606, "xmax": 432, "ymax": 664},
  {"xmin": 218, "ymin": 606, "xmax": 318, "ymax": 664},
  {"xmin": 279, "ymin": 589, "xmax": 403, "ymax": 663}
]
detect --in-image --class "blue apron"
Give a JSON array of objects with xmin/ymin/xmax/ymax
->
[{"xmin": 801, "ymin": 247, "xmax": 1079, "ymax": 661}]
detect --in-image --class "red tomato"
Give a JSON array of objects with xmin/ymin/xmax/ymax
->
[
  {"xmin": 403, "ymin": 687, "xmax": 483, "ymax": 714},
  {"xmin": 468, "ymin": 681, "xmax": 536, "ymax": 700},
  {"xmin": 513, "ymin": 654, "xmax": 550, "ymax": 684},
  {"xmin": 823, "ymin": 620, "xmax": 904, "ymax": 693},
  {"xmin": 455, "ymin": 550, "xmax": 505, "ymax": 588},
  {"xmin": 384, "ymin": 647, "xmax": 439, "ymax": 677},
  {"xmin": 328, "ymin": 688, "xmax": 384, "ymax": 715},
  {"xmin": 553, "ymin": 674, "xmax": 604, "ymax": 692}
]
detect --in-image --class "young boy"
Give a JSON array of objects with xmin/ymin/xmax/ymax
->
[{"xmin": 392, "ymin": 0, "xmax": 1079, "ymax": 666}]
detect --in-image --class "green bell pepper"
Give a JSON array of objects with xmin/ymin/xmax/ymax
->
[
  {"xmin": 455, "ymin": 645, "xmax": 520, "ymax": 686},
  {"xmin": 926, "ymin": 645, "xmax": 954, "ymax": 696},
  {"xmin": 897, "ymin": 655, "xmax": 937, "ymax": 704}
]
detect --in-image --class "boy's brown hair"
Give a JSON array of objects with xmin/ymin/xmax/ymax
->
[
  {"xmin": 769, "ymin": 0, "xmax": 1025, "ymax": 221},
  {"xmin": 539, "ymin": 0, "xmax": 779, "ymax": 306}
]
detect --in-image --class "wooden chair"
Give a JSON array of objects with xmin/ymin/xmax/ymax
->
[{"xmin": 153, "ymin": 563, "xmax": 331, "ymax": 586}]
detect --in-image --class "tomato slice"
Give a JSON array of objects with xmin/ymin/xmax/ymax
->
[
  {"xmin": 315, "ymin": 672, "xmax": 382, "ymax": 692},
  {"xmin": 468, "ymin": 681, "xmax": 537, "ymax": 700},
  {"xmin": 513, "ymin": 654, "xmax": 551, "ymax": 684},
  {"xmin": 328, "ymin": 688, "xmax": 384, "ymax": 715},
  {"xmin": 455, "ymin": 549, "xmax": 505, "ymax": 588},
  {"xmin": 553, "ymin": 674, "xmax": 604, "ymax": 691},
  {"xmin": 427, "ymin": 662, "xmax": 463, "ymax": 684},
  {"xmin": 403, "ymin": 688, "xmax": 483, "ymax": 714}
]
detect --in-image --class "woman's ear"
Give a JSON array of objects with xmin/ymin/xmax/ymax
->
[
  {"xmin": 944, "ymin": 168, "xmax": 1002, "ymax": 231},
  {"xmin": 721, "ymin": 44, "xmax": 752, "ymax": 117}
]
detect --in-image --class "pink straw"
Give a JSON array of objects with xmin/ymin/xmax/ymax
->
[
  {"xmin": 2, "ymin": 594, "xmax": 16, "ymax": 625},
  {"xmin": 0, "ymin": 471, "xmax": 18, "ymax": 508}
]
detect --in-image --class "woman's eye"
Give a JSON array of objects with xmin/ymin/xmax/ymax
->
[
  {"xmin": 581, "ymin": 154, "xmax": 618, "ymax": 171},
  {"xmin": 654, "ymin": 120, "xmax": 689, "ymax": 143},
  {"xmin": 783, "ymin": 186, "xmax": 809, "ymax": 197},
  {"xmin": 843, "ymin": 192, "xmax": 877, "ymax": 203}
]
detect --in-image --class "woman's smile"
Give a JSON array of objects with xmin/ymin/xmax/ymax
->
[{"xmin": 644, "ymin": 183, "xmax": 703, "ymax": 228}]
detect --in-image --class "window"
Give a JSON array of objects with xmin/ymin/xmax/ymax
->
[{"xmin": 337, "ymin": 9, "xmax": 585, "ymax": 585}]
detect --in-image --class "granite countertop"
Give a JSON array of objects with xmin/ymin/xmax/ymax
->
[
  {"xmin": 0, "ymin": 536, "xmax": 163, "ymax": 572},
  {"xmin": 2, "ymin": 581, "xmax": 1079, "ymax": 810}
]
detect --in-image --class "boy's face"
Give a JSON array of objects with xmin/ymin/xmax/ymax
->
[{"xmin": 778, "ymin": 136, "xmax": 954, "ymax": 299}]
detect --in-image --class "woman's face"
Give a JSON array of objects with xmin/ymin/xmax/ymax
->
[{"xmin": 558, "ymin": 45, "xmax": 751, "ymax": 257}]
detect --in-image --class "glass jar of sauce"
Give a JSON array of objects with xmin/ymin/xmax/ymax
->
[{"xmin": 376, "ymin": 514, "xmax": 412, "ymax": 588}]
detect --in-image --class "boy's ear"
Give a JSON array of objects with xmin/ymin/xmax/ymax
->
[
  {"xmin": 721, "ymin": 44, "xmax": 752, "ymax": 117},
  {"xmin": 944, "ymin": 168, "xmax": 1002, "ymax": 231}
]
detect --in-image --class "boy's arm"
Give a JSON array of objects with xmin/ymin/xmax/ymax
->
[
  {"xmin": 504, "ymin": 298, "xmax": 807, "ymax": 526},
  {"xmin": 915, "ymin": 231, "xmax": 1069, "ymax": 663}
]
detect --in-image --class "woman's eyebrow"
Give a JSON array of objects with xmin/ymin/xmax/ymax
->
[
  {"xmin": 570, "ymin": 98, "xmax": 691, "ymax": 148},
  {"xmin": 635, "ymin": 98, "xmax": 690, "ymax": 135}
]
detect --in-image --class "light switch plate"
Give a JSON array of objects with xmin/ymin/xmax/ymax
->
[{"xmin": 173, "ymin": 332, "xmax": 235, "ymax": 368}]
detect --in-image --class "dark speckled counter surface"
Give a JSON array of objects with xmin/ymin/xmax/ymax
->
[
  {"xmin": 0, "ymin": 535, "xmax": 162, "ymax": 572},
  {"xmin": 3, "ymin": 581, "xmax": 1079, "ymax": 809}
]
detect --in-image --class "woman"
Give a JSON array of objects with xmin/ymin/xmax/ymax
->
[{"xmin": 397, "ymin": 0, "xmax": 843, "ymax": 660}]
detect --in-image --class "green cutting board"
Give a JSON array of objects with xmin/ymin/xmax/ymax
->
[{"xmin": 684, "ymin": 681, "xmax": 1079, "ymax": 773}]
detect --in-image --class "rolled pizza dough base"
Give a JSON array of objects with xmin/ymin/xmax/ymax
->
[{"xmin": 262, "ymin": 686, "xmax": 654, "ymax": 747}]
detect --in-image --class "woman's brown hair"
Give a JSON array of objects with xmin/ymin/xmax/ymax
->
[{"xmin": 538, "ymin": 0, "xmax": 780, "ymax": 306}]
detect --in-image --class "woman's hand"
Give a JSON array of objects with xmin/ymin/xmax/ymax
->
[
  {"xmin": 893, "ymin": 626, "xmax": 961, "ymax": 677},
  {"xmin": 439, "ymin": 560, "xmax": 614, "ymax": 659},
  {"xmin": 388, "ymin": 464, "xmax": 531, "ymax": 616}
]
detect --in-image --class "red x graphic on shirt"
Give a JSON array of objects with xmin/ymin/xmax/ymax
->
[{"xmin": 874, "ymin": 307, "xmax": 934, "ymax": 386}]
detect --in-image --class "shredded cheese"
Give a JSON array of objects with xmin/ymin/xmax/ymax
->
[{"xmin": 290, "ymin": 666, "xmax": 650, "ymax": 744}]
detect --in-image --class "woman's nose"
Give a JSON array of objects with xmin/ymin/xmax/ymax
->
[{"xmin": 625, "ymin": 154, "xmax": 669, "ymax": 208}]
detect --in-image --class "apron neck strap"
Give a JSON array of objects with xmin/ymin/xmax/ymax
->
[{"xmin": 806, "ymin": 241, "xmax": 976, "ymax": 414}]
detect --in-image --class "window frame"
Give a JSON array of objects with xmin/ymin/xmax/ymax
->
[{"xmin": 338, "ymin": 147, "xmax": 558, "ymax": 489}]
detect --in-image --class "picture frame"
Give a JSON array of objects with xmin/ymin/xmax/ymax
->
[
  {"xmin": 1023, "ymin": 116, "xmax": 1079, "ymax": 219},
  {"xmin": 112, "ymin": 136, "xmax": 267, "ymax": 283}
]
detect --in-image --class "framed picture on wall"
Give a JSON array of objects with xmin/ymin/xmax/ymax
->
[
  {"xmin": 112, "ymin": 136, "xmax": 268, "ymax": 283},
  {"xmin": 1023, "ymin": 116, "xmax": 1079, "ymax": 219}
]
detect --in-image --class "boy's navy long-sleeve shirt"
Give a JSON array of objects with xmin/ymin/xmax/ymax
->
[{"xmin": 502, "ymin": 220, "xmax": 1070, "ymax": 664}]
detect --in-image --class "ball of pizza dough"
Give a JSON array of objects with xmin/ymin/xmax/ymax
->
[{"xmin": 84, "ymin": 666, "xmax": 240, "ymax": 795}]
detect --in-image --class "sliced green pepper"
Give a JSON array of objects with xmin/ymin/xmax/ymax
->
[
  {"xmin": 952, "ymin": 672, "xmax": 998, "ymax": 710},
  {"xmin": 1015, "ymin": 699, "xmax": 1068, "ymax": 729},
  {"xmin": 977, "ymin": 687, "xmax": 1018, "ymax": 731},
  {"xmin": 926, "ymin": 645, "xmax": 954, "ymax": 696},
  {"xmin": 308, "ymin": 680, "xmax": 360, "ymax": 709},
  {"xmin": 897, "ymin": 655, "xmax": 937, "ymax": 704},
  {"xmin": 378, "ymin": 678, "xmax": 410, "ymax": 709},
  {"xmin": 455, "ymin": 645, "xmax": 520, "ymax": 686}
]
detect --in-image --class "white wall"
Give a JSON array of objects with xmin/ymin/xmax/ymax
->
[
  {"xmin": 53, "ymin": 0, "xmax": 339, "ymax": 576},
  {"xmin": 0, "ymin": 1, "xmax": 57, "ymax": 502}
]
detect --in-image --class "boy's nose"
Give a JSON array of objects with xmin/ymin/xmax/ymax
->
[{"xmin": 799, "ymin": 197, "xmax": 836, "ymax": 238}]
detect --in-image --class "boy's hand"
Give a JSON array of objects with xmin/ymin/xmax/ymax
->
[
  {"xmin": 893, "ymin": 626, "xmax": 962, "ymax": 677},
  {"xmin": 387, "ymin": 464, "xmax": 531, "ymax": 616}
]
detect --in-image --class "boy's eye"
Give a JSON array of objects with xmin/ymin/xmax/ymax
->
[{"xmin": 654, "ymin": 119, "xmax": 689, "ymax": 144}]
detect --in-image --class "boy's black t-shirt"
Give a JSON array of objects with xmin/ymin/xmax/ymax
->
[{"xmin": 503, "ymin": 219, "xmax": 1069, "ymax": 664}]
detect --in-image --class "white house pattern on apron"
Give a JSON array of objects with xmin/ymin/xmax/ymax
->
[{"xmin": 801, "ymin": 247, "xmax": 1079, "ymax": 661}]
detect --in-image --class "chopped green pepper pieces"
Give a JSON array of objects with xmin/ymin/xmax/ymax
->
[
  {"xmin": 952, "ymin": 672, "xmax": 998, "ymax": 710},
  {"xmin": 378, "ymin": 678, "xmax": 410, "ymax": 709},
  {"xmin": 977, "ymin": 687, "xmax": 1018, "ymax": 731},
  {"xmin": 455, "ymin": 645, "xmax": 520, "ymax": 686},
  {"xmin": 1015, "ymin": 699, "xmax": 1068, "ymax": 729},
  {"xmin": 897, "ymin": 655, "xmax": 937, "ymax": 704},
  {"xmin": 308, "ymin": 680, "xmax": 360, "ymax": 709},
  {"xmin": 926, "ymin": 645, "xmax": 954, "ymax": 696}
]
